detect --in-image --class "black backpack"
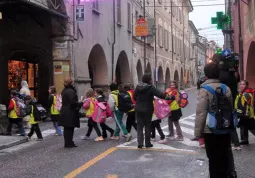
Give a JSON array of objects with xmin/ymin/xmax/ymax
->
[
  {"xmin": 118, "ymin": 91, "xmax": 133, "ymax": 113},
  {"xmin": 32, "ymin": 104, "xmax": 48, "ymax": 121},
  {"xmin": 202, "ymin": 84, "xmax": 237, "ymax": 134}
]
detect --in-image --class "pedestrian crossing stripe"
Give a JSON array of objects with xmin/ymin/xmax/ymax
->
[{"xmin": 117, "ymin": 114, "xmax": 199, "ymax": 151}]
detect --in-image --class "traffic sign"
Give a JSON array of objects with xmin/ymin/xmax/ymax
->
[
  {"xmin": 222, "ymin": 49, "xmax": 231, "ymax": 56},
  {"xmin": 135, "ymin": 18, "xmax": 148, "ymax": 37}
]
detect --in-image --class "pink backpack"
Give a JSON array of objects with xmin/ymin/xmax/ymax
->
[
  {"xmin": 56, "ymin": 94, "xmax": 62, "ymax": 111},
  {"xmin": 91, "ymin": 100, "xmax": 108, "ymax": 123},
  {"xmin": 154, "ymin": 98, "xmax": 171, "ymax": 120}
]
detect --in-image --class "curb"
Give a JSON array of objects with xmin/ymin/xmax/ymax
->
[{"xmin": 0, "ymin": 137, "xmax": 28, "ymax": 151}]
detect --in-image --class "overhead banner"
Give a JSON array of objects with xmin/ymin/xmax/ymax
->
[
  {"xmin": 76, "ymin": 5, "xmax": 84, "ymax": 21},
  {"xmin": 135, "ymin": 18, "xmax": 148, "ymax": 37}
]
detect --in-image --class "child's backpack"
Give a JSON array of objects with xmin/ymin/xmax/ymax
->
[
  {"xmin": 154, "ymin": 98, "xmax": 171, "ymax": 120},
  {"xmin": 179, "ymin": 91, "xmax": 189, "ymax": 108},
  {"xmin": 14, "ymin": 98, "xmax": 27, "ymax": 117},
  {"xmin": 236, "ymin": 92, "xmax": 254, "ymax": 119},
  {"xmin": 118, "ymin": 91, "xmax": 133, "ymax": 113},
  {"xmin": 56, "ymin": 94, "xmax": 62, "ymax": 112},
  {"xmin": 202, "ymin": 84, "xmax": 238, "ymax": 135},
  {"xmin": 33, "ymin": 104, "xmax": 48, "ymax": 122},
  {"xmin": 91, "ymin": 100, "xmax": 108, "ymax": 123}
]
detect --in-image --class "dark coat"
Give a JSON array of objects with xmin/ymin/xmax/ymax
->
[
  {"xmin": 59, "ymin": 86, "xmax": 81, "ymax": 128},
  {"xmin": 134, "ymin": 82, "xmax": 166, "ymax": 114}
]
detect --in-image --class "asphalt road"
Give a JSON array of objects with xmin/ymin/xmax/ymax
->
[{"xmin": 0, "ymin": 90, "xmax": 209, "ymax": 178}]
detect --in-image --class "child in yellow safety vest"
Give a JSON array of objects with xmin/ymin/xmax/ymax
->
[
  {"xmin": 6, "ymin": 90, "xmax": 25, "ymax": 136},
  {"xmin": 25, "ymin": 96, "xmax": 43, "ymax": 141},
  {"xmin": 48, "ymin": 86, "xmax": 62, "ymax": 136}
]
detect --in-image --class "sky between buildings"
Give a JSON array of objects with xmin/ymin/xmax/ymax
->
[{"xmin": 190, "ymin": 0, "xmax": 225, "ymax": 47}]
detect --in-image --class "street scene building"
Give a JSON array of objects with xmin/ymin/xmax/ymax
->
[{"xmin": 2, "ymin": 1, "xmax": 255, "ymax": 178}]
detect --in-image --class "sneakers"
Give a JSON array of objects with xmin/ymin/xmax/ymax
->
[
  {"xmin": 81, "ymin": 136, "xmax": 90, "ymax": 140},
  {"xmin": 151, "ymin": 138, "xmax": 156, "ymax": 142},
  {"xmin": 95, "ymin": 136, "xmax": 104, "ymax": 142},
  {"xmin": 125, "ymin": 134, "xmax": 132, "ymax": 142},
  {"xmin": 173, "ymin": 137, "xmax": 184, "ymax": 141},
  {"xmin": 36, "ymin": 138, "xmax": 43, "ymax": 141},
  {"xmin": 158, "ymin": 139, "xmax": 167, "ymax": 144},
  {"xmin": 111, "ymin": 136, "xmax": 120, "ymax": 140},
  {"xmin": 232, "ymin": 146, "xmax": 242, "ymax": 151}
]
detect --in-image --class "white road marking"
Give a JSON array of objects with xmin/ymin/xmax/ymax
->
[{"xmin": 180, "ymin": 120, "xmax": 195, "ymax": 127}]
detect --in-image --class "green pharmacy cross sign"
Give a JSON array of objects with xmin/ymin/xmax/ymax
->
[
  {"xmin": 216, "ymin": 48, "xmax": 222, "ymax": 54},
  {"xmin": 211, "ymin": 12, "xmax": 230, "ymax": 30}
]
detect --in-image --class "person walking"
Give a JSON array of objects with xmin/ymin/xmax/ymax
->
[
  {"xmin": 94, "ymin": 88, "xmax": 114, "ymax": 139},
  {"xmin": 235, "ymin": 80, "xmax": 255, "ymax": 145},
  {"xmin": 134, "ymin": 73, "xmax": 174, "ymax": 149},
  {"xmin": 165, "ymin": 81, "xmax": 184, "ymax": 141},
  {"xmin": 25, "ymin": 96, "xmax": 43, "ymax": 141},
  {"xmin": 108, "ymin": 83, "xmax": 132, "ymax": 142},
  {"xmin": 20, "ymin": 80, "xmax": 31, "ymax": 129},
  {"xmin": 82, "ymin": 88, "xmax": 104, "ymax": 141},
  {"xmin": 59, "ymin": 77, "xmax": 82, "ymax": 148},
  {"xmin": 6, "ymin": 90, "xmax": 26, "ymax": 136},
  {"xmin": 195, "ymin": 63, "xmax": 236, "ymax": 178},
  {"xmin": 124, "ymin": 84, "xmax": 137, "ymax": 134},
  {"xmin": 48, "ymin": 86, "xmax": 62, "ymax": 136}
]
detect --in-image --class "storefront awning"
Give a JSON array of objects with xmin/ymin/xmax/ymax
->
[{"xmin": 0, "ymin": 0, "xmax": 69, "ymax": 19}]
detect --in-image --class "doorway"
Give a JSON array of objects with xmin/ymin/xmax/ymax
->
[{"xmin": 8, "ymin": 60, "xmax": 39, "ymax": 98}]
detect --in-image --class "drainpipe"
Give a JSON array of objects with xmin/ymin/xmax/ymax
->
[
  {"xmin": 154, "ymin": 0, "xmax": 157, "ymax": 88},
  {"xmin": 112, "ymin": 0, "xmax": 116, "ymax": 82},
  {"xmin": 171, "ymin": 0, "xmax": 173, "ymax": 64},
  {"xmin": 238, "ymin": 0, "xmax": 244, "ymax": 79}
]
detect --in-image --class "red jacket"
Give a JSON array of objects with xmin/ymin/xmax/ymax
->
[
  {"xmin": 8, "ymin": 97, "xmax": 16, "ymax": 111},
  {"xmin": 164, "ymin": 88, "xmax": 178, "ymax": 104}
]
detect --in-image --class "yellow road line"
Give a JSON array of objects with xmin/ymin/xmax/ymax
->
[
  {"xmin": 64, "ymin": 147, "xmax": 117, "ymax": 178},
  {"xmin": 105, "ymin": 174, "xmax": 118, "ymax": 178},
  {"xmin": 117, "ymin": 146, "xmax": 198, "ymax": 154}
]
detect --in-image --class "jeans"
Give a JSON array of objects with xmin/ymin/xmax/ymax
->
[
  {"xmin": 64, "ymin": 127, "xmax": 75, "ymax": 147},
  {"xmin": 86, "ymin": 118, "xmax": 102, "ymax": 137},
  {"xmin": 7, "ymin": 118, "xmax": 25, "ymax": 136},
  {"xmin": 100, "ymin": 122, "xmax": 114, "ymax": 138},
  {"xmin": 240, "ymin": 119, "xmax": 255, "ymax": 142},
  {"xmin": 204, "ymin": 134, "xmax": 236, "ymax": 178},
  {"xmin": 136, "ymin": 112, "xmax": 153, "ymax": 146},
  {"xmin": 151, "ymin": 120, "xmax": 165, "ymax": 140},
  {"xmin": 126, "ymin": 112, "xmax": 137, "ymax": 133},
  {"xmin": 113, "ymin": 110, "xmax": 128, "ymax": 136},
  {"xmin": 168, "ymin": 117, "xmax": 183, "ymax": 138},
  {"xmin": 231, "ymin": 129, "xmax": 240, "ymax": 147},
  {"xmin": 51, "ymin": 115, "xmax": 62, "ymax": 135},
  {"xmin": 28, "ymin": 124, "xmax": 43, "ymax": 139}
]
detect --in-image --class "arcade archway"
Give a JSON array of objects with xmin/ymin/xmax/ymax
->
[
  {"xmin": 136, "ymin": 59, "xmax": 143, "ymax": 82},
  {"xmin": 246, "ymin": 41, "xmax": 255, "ymax": 87},
  {"xmin": 165, "ymin": 68, "xmax": 171, "ymax": 88},
  {"xmin": 88, "ymin": 44, "xmax": 108, "ymax": 87},
  {"xmin": 115, "ymin": 51, "xmax": 131, "ymax": 85}
]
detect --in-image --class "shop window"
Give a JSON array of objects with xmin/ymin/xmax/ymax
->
[{"xmin": 8, "ymin": 60, "xmax": 39, "ymax": 98}]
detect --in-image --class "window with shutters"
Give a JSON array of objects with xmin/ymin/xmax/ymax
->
[
  {"xmin": 127, "ymin": 3, "xmax": 131, "ymax": 30},
  {"xmin": 165, "ymin": 29, "xmax": 169, "ymax": 50},
  {"xmin": 117, "ymin": 0, "xmax": 121, "ymax": 24},
  {"xmin": 92, "ymin": 0, "xmax": 99, "ymax": 10},
  {"xmin": 158, "ymin": 25, "xmax": 163, "ymax": 47},
  {"xmin": 162, "ymin": 27, "xmax": 165, "ymax": 48},
  {"xmin": 169, "ymin": 32, "xmax": 172, "ymax": 51}
]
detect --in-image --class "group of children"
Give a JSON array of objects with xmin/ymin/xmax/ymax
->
[
  {"xmin": 7, "ymin": 86, "xmax": 62, "ymax": 140},
  {"xmin": 7, "ymin": 81, "xmax": 186, "ymax": 145}
]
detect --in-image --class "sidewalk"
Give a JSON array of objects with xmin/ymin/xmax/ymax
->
[{"xmin": 0, "ymin": 136, "xmax": 28, "ymax": 150}]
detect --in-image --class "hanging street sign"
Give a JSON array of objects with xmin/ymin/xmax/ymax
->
[
  {"xmin": 135, "ymin": 18, "xmax": 148, "ymax": 37},
  {"xmin": 76, "ymin": 5, "xmax": 84, "ymax": 21},
  {"xmin": 222, "ymin": 49, "xmax": 231, "ymax": 56}
]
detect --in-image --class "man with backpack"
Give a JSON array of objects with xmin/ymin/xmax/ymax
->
[
  {"xmin": 195, "ymin": 63, "xmax": 237, "ymax": 178},
  {"xmin": 108, "ymin": 83, "xmax": 132, "ymax": 142}
]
